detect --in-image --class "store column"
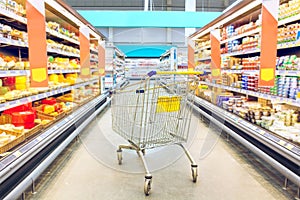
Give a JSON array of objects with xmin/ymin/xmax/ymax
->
[
  {"xmin": 80, "ymin": 25, "xmax": 91, "ymax": 79},
  {"xmin": 210, "ymin": 29, "xmax": 222, "ymax": 104},
  {"xmin": 98, "ymin": 40, "xmax": 105, "ymax": 76},
  {"xmin": 186, "ymin": 0, "xmax": 196, "ymax": 70},
  {"xmin": 259, "ymin": 0, "xmax": 279, "ymax": 87},
  {"xmin": 26, "ymin": 0, "xmax": 48, "ymax": 87}
]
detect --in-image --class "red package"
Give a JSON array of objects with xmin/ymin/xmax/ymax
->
[
  {"xmin": 3, "ymin": 103, "xmax": 32, "ymax": 114},
  {"xmin": 41, "ymin": 97, "xmax": 56, "ymax": 105},
  {"xmin": 14, "ymin": 122, "xmax": 35, "ymax": 129},
  {"xmin": 11, "ymin": 111, "xmax": 35, "ymax": 124},
  {"xmin": 2, "ymin": 77, "xmax": 15, "ymax": 86}
]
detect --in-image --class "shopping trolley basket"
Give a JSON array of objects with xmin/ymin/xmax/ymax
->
[{"xmin": 111, "ymin": 70, "xmax": 202, "ymax": 195}]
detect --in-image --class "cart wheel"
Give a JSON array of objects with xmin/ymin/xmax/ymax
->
[
  {"xmin": 117, "ymin": 150, "xmax": 122, "ymax": 165},
  {"xmin": 141, "ymin": 149, "xmax": 145, "ymax": 155},
  {"xmin": 144, "ymin": 178, "xmax": 152, "ymax": 196},
  {"xmin": 191, "ymin": 166, "xmax": 198, "ymax": 183}
]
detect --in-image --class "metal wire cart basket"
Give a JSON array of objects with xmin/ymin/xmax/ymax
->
[{"xmin": 111, "ymin": 70, "xmax": 202, "ymax": 195}]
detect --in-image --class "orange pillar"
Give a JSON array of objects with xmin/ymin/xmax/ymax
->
[
  {"xmin": 98, "ymin": 41, "xmax": 105, "ymax": 76},
  {"xmin": 210, "ymin": 29, "xmax": 221, "ymax": 80},
  {"xmin": 188, "ymin": 38, "xmax": 195, "ymax": 70},
  {"xmin": 259, "ymin": 0, "xmax": 279, "ymax": 87},
  {"xmin": 80, "ymin": 26, "xmax": 91, "ymax": 79},
  {"xmin": 26, "ymin": 0, "xmax": 48, "ymax": 87}
]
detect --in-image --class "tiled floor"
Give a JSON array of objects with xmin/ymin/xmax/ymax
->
[{"xmin": 29, "ymin": 107, "xmax": 293, "ymax": 200}]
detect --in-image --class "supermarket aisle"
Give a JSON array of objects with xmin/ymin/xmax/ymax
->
[{"xmin": 29, "ymin": 106, "xmax": 291, "ymax": 200}]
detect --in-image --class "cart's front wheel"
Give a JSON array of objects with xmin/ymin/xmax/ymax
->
[
  {"xmin": 144, "ymin": 178, "xmax": 152, "ymax": 196},
  {"xmin": 191, "ymin": 166, "xmax": 198, "ymax": 183},
  {"xmin": 117, "ymin": 150, "xmax": 122, "ymax": 165}
]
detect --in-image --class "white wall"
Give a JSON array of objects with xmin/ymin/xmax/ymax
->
[{"xmin": 97, "ymin": 27, "xmax": 186, "ymax": 47}]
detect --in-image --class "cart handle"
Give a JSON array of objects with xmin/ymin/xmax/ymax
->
[{"xmin": 147, "ymin": 70, "xmax": 203, "ymax": 77}]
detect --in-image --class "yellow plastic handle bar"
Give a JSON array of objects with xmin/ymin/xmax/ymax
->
[{"xmin": 155, "ymin": 71, "xmax": 203, "ymax": 75}]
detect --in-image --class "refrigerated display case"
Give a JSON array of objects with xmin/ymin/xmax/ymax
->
[
  {"xmin": 0, "ymin": 1, "xmax": 109, "ymax": 199},
  {"xmin": 189, "ymin": 0, "xmax": 300, "ymax": 198}
]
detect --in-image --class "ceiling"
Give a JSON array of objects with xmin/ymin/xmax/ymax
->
[{"xmin": 64, "ymin": 0, "xmax": 237, "ymax": 12}]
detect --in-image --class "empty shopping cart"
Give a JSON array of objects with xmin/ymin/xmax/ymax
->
[{"xmin": 111, "ymin": 70, "xmax": 202, "ymax": 195}]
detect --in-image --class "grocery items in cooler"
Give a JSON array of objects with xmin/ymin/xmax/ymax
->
[
  {"xmin": 46, "ymin": 21, "xmax": 78, "ymax": 41},
  {"xmin": 277, "ymin": 23, "xmax": 300, "ymax": 44},
  {"xmin": 276, "ymin": 55, "xmax": 300, "ymax": 70},
  {"xmin": 279, "ymin": 0, "xmax": 300, "ymax": 20},
  {"xmin": 47, "ymin": 39, "xmax": 80, "ymax": 55}
]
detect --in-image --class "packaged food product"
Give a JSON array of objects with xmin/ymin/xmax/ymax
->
[{"xmin": 42, "ymin": 97, "xmax": 56, "ymax": 105}]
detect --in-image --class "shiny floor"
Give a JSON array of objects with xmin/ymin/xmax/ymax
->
[{"xmin": 28, "ymin": 107, "xmax": 295, "ymax": 200}]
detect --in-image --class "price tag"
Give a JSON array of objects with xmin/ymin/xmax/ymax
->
[
  {"xmin": 13, "ymin": 151, "xmax": 22, "ymax": 158},
  {"xmin": 286, "ymin": 144, "xmax": 294, "ymax": 150},
  {"xmin": 36, "ymin": 136, "xmax": 43, "ymax": 142},
  {"xmin": 20, "ymin": 98, "xmax": 27, "ymax": 104},
  {"xmin": 257, "ymin": 129, "xmax": 265, "ymax": 135},
  {"xmin": 278, "ymin": 140, "xmax": 286, "ymax": 146}
]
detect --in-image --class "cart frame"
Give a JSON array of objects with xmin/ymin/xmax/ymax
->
[{"xmin": 111, "ymin": 70, "xmax": 202, "ymax": 195}]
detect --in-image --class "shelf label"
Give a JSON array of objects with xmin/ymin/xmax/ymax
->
[
  {"xmin": 259, "ymin": 0, "xmax": 279, "ymax": 87},
  {"xmin": 278, "ymin": 140, "xmax": 286, "ymax": 146},
  {"xmin": 13, "ymin": 151, "xmax": 22, "ymax": 158},
  {"xmin": 285, "ymin": 144, "xmax": 294, "ymax": 150},
  {"xmin": 36, "ymin": 136, "xmax": 43, "ymax": 142}
]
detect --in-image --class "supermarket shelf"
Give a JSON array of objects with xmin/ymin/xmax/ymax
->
[
  {"xmin": 0, "ymin": 37, "xmax": 28, "ymax": 47},
  {"xmin": 221, "ymin": 48, "xmax": 260, "ymax": 57},
  {"xmin": 220, "ymin": 28, "xmax": 261, "ymax": 45},
  {"xmin": 276, "ymin": 70, "xmax": 300, "ymax": 76},
  {"xmin": 0, "ymin": 7, "xmax": 27, "ymax": 24},
  {"xmin": 47, "ymin": 47, "xmax": 80, "ymax": 58},
  {"xmin": 201, "ymin": 81, "xmax": 300, "ymax": 107},
  {"xmin": 195, "ymin": 45, "xmax": 211, "ymax": 52},
  {"xmin": 90, "ymin": 48, "xmax": 98, "ymax": 54},
  {"xmin": 90, "ymin": 57, "xmax": 99, "ymax": 62},
  {"xmin": 277, "ymin": 41, "xmax": 300, "ymax": 50},
  {"xmin": 0, "ymin": 78, "xmax": 98, "ymax": 112},
  {"xmin": 193, "ymin": 96, "xmax": 300, "ymax": 164},
  {"xmin": 48, "ymin": 69, "xmax": 80, "ymax": 74},
  {"xmin": 0, "ymin": 93, "xmax": 109, "ymax": 199},
  {"xmin": 198, "ymin": 56, "xmax": 211, "ymax": 61},
  {"xmin": 278, "ymin": 13, "xmax": 300, "ymax": 26},
  {"xmin": 222, "ymin": 69, "xmax": 259, "ymax": 74},
  {"xmin": 46, "ymin": 28, "xmax": 79, "ymax": 45},
  {"xmin": 0, "ymin": 69, "xmax": 80, "ymax": 77}
]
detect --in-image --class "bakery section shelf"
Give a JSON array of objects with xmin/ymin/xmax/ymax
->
[{"xmin": 0, "ymin": 78, "xmax": 98, "ymax": 112}]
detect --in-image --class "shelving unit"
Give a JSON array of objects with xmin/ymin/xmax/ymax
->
[
  {"xmin": 124, "ymin": 59, "xmax": 159, "ymax": 79},
  {"xmin": 0, "ymin": 1, "xmax": 107, "ymax": 198},
  {"xmin": 104, "ymin": 46, "xmax": 125, "ymax": 89},
  {"xmin": 189, "ymin": 0, "xmax": 300, "ymax": 197},
  {"xmin": 159, "ymin": 47, "xmax": 177, "ymax": 71}
]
